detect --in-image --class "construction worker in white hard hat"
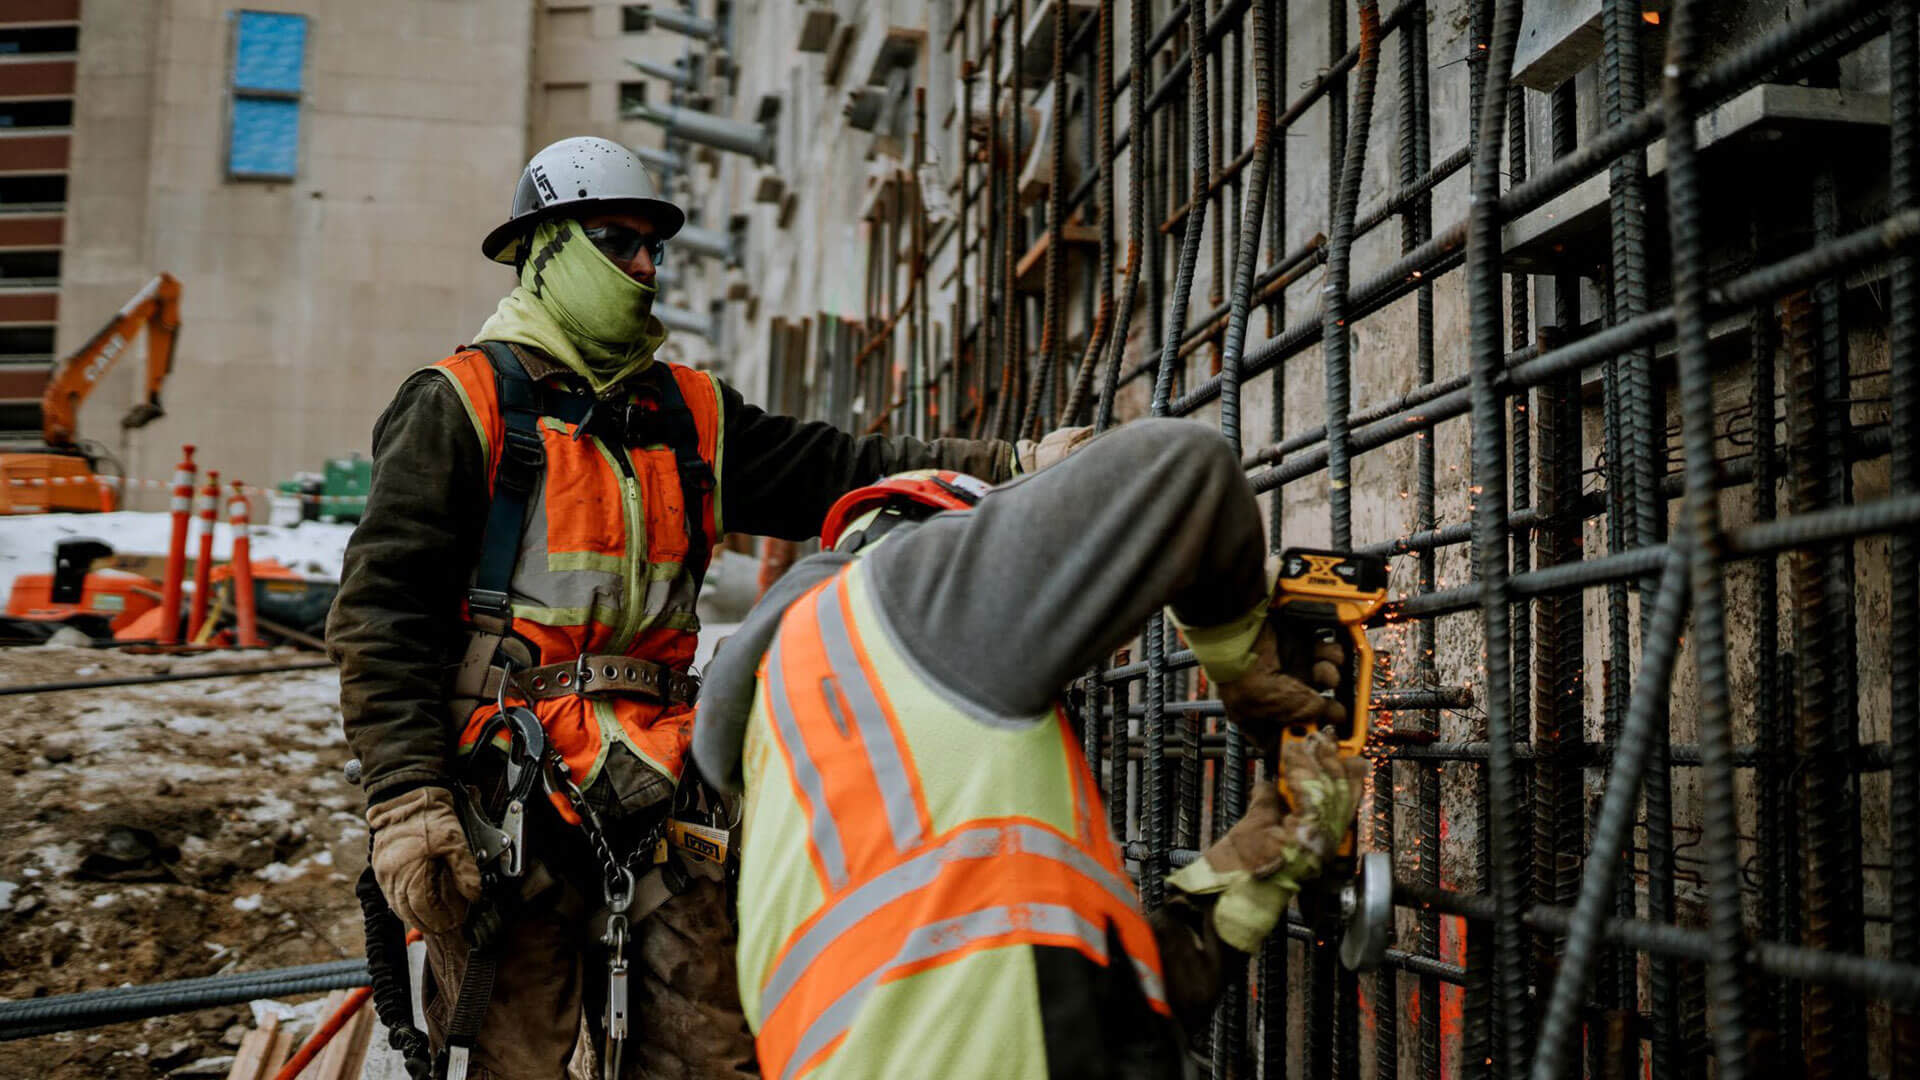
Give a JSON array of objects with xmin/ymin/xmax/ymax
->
[
  {"xmin": 328, "ymin": 136, "xmax": 1047, "ymax": 1079},
  {"xmin": 692, "ymin": 419, "xmax": 1369, "ymax": 1079}
]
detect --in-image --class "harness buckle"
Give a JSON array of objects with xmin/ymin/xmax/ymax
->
[
  {"xmin": 466, "ymin": 589, "xmax": 511, "ymax": 620},
  {"xmin": 497, "ymin": 428, "xmax": 545, "ymax": 494}
]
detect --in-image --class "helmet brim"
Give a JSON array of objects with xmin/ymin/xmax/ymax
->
[{"xmin": 481, "ymin": 196, "xmax": 688, "ymax": 263}]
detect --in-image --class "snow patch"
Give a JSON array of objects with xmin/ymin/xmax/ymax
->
[
  {"xmin": 164, "ymin": 714, "xmax": 217, "ymax": 736},
  {"xmin": 0, "ymin": 510, "xmax": 353, "ymax": 600},
  {"xmin": 231, "ymin": 894, "xmax": 263, "ymax": 912},
  {"xmin": 0, "ymin": 880, "xmax": 16, "ymax": 911}
]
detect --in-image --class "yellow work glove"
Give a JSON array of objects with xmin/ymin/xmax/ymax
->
[
  {"xmin": 1014, "ymin": 425, "xmax": 1095, "ymax": 473},
  {"xmin": 367, "ymin": 786, "xmax": 483, "ymax": 935},
  {"xmin": 1165, "ymin": 730, "xmax": 1369, "ymax": 952}
]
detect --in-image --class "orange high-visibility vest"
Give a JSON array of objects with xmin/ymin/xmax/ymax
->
[
  {"xmin": 739, "ymin": 565, "xmax": 1167, "ymax": 1080},
  {"xmin": 428, "ymin": 346, "xmax": 723, "ymax": 787}
]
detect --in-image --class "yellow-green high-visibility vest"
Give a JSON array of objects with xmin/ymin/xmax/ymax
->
[{"xmin": 735, "ymin": 560, "xmax": 1168, "ymax": 1080}]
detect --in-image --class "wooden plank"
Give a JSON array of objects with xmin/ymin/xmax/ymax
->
[
  {"xmin": 316, "ymin": 999, "xmax": 375, "ymax": 1080},
  {"xmin": 226, "ymin": 1011, "xmax": 280, "ymax": 1080}
]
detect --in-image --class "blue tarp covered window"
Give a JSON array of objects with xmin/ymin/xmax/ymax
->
[{"xmin": 227, "ymin": 11, "xmax": 307, "ymax": 180}]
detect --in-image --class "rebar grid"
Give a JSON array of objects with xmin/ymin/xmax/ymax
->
[{"xmin": 771, "ymin": 0, "xmax": 1920, "ymax": 1074}]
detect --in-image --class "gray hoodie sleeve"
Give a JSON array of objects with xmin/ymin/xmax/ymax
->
[{"xmin": 859, "ymin": 418, "xmax": 1269, "ymax": 718}]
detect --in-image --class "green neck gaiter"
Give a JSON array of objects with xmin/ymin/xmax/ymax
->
[{"xmin": 475, "ymin": 219, "xmax": 669, "ymax": 397}]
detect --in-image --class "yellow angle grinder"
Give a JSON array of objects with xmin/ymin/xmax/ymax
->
[{"xmin": 1271, "ymin": 547, "xmax": 1394, "ymax": 972}]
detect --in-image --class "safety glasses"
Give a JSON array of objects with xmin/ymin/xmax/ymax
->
[{"xmin": 583, "ymin": 224, "xmax": 667, "ymax": 267}]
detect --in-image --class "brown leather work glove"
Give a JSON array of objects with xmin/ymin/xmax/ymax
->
[
  {"xmin": 367, "ymin": 786, "xmax": 482, "ymax": 935},
  {"xmin": 1215, "ymin": 622, "xmax": 1348, "ymax": 759},
  {"xmin": 1015, "ymin": 425, "xmax": 1095, "ymax": 473},
  {"xmin": 1167, "ymin": 729, "xmax": 1370, "ymax": 952}
]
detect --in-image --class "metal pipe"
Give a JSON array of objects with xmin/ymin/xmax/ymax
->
[
  {"xmin": 631, "ymin": 5, "xmax": 718, "ymax": 42},
  {"xmin": 673, "ymin": 222, "xmax": 737, "ymax": 263},
  {"xmin": 625, "ymin": 102, "xmax": 771, "ymax": 162},
  {"xmin": 654, "ymin": 301, "xmax": 716, "ymax": 340},
  {"xmin": 632, "ymin": 144, "xmax": 684, "ymax": 176},
  {"xmin": 625, "ymin": 56, "xmax": 694, "ymax": 87}
]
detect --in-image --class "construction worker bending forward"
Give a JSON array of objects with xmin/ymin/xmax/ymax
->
[
  {"xmin": 692, "ymin": 418, "xmax": 1370, "ymax": 1079},
  {"xmin": 328, "ymin": 136, "xmax": 1026, "ymax": 1080}
]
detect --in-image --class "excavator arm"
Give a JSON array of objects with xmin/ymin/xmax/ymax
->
[{"xmin": 40, "ymin": 272, "xmax": 182, "ymax": 448}]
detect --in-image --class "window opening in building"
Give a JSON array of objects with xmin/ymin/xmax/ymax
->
[
  {"xmin": 0, "ymin": 26, "xmax": 79, "ymax": 55},
  {"xmin": 619, "ymin": 80, "xmax": 649, "ymax": 114},
  {"xmin": 0, "ymin": 327, "xmax": 55, "ymax": 360},
  {"xmin": 621, "ymin": 5, "xmax": 648, "ymax": 33},
  {"xmin": 226, "ymin": 10, "xmax": 307, "ymax": 181},
  {"xmin": 0, "ymin": 100, "xmax": 74, "ymax": 130},
  {"xmin": 0, "ymin": 175, "xmax": 66, "ymax": 210},
  {"xmin": 0, "ymin": 251, "xmax": 59, "ymax": 283}
]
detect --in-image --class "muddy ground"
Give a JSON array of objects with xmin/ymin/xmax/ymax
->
[{"xmin": 0, "ymin": 645, "xmax": 365, "ymax": 1078}]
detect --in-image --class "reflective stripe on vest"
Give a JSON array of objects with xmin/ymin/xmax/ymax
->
[
  {"xmin": 747, "ymin": 569, "xmax": 1167, "ymax": 1080},
  {"xmin": 425, "ymin": 349, "xmax": 724, "ymax": 787}
]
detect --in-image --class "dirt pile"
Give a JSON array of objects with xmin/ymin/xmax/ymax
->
[{"xmin": 0, "ymin": 646, "xmax": 365, "ymax": 1078}]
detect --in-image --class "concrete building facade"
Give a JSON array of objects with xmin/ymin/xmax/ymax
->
[{"xmin": 7, "ymin": 0, "xmax": 729, "ymax": 508}]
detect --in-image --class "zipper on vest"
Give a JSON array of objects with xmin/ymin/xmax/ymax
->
[{"xmin": 601, "ymin": 435, "xmax": 648, "ymax": 653}]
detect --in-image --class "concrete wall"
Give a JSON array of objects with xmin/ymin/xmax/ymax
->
[{"xmin": 63, "ymin": 0, "xmax": 534, "ymax": 505}]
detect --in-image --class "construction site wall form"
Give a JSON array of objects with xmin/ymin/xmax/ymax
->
[{"xmin": 709, "ymin": 0, "xmax": 1920, "ymax": 1075}]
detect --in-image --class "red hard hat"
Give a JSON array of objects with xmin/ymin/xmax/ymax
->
[{"xmin": 819, "ymin": 470, "xmax": 992, "ymax": 550}]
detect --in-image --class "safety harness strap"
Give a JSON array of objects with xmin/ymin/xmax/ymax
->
[
  {"xmin": 442, "ymin": 945, "xmax": 498, "ymax": 1080},
  {"xmin": 640, "ymin": 365, "xmax": 718, "ymax": 590},
  {"xmin": 468, "ymin": 342, "xmax": 547, "ymax": 628}
]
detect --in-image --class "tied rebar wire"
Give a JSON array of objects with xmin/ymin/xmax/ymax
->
[
  {"xmin": 1660, "ymin": 0, "xmax": 1753, "ymax": 1075},
  {"xmin": 1529, "ymin": 552, "xmax": 1689, "ymax": 1080},
  {"xmin": 1892, "ymin": 1, "xmax": 1920, "ymax": 1070}
]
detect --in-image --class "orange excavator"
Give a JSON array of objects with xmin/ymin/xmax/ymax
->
[{"xmin": 0, "ymin": 272, "xmax": 181, "ymax": 514}]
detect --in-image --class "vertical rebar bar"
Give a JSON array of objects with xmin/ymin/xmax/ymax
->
[
  {"xmin": 1463, "ymin": 0, "xmax": 1529, "ymax": 1072},
  {"xmin": 1065, "ymin": 0, "xmax": 1119, "ymax": 426},
  {"xmin": 1660, "ymin": 2, "xmax": 1753, "ymax": 1073},
  {"xmin": 1746, "ymin": 219, "xmax": 1789, "ymax": 1062},
  {"xmin": 1891, "ymin": 1, "xmax": 1920, "ymax": 1072},
  {"xmin": 1020, "ymin": 0, "xmax": 1071, "ymax": 438},
  {"xmin": 1151, "ymin": 0, "xmax": 1211, "ymax": 417},
  {"xmin": 1320, "ymin": 0, "xmax": 1376, "ymax": 551},
  {"xmin": 1099, "ymin": 0, "xmax": 1152, "ymax": 431},
  {"xmin": 1528, "ymin": 554, "xmax": 1690, "ymax": 1080}
]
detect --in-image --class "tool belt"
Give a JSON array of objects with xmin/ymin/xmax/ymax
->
[{"xmin": 478, "ymin": 652, "xmax": 700, "ymax": 707}]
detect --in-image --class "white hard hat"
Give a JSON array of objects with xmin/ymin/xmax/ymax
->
[{"xmin": 482, "ymin": 136, "xmax": 687, "ymax": 263}]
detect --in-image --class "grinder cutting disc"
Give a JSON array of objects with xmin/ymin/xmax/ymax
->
[{"xmin": 1339, "ymin": 850, "xmax": 1393, "ymax": 971}]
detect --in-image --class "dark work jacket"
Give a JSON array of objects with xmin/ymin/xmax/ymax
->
[{"xmin": 327, "ymin": 343, "xmax": 1015, "ymax": 803}]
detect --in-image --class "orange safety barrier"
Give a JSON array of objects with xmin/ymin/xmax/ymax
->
[
  {"xmin": 228, "ymin": 480, "xmax": 261, "ymax": 648},
  {"xmin": 156, "ymin": 445, "xmax": 196, "ymax": 646},
  {"xmin": 187, "ymin": 468, "xmax": 219, "ymax": 641}
]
